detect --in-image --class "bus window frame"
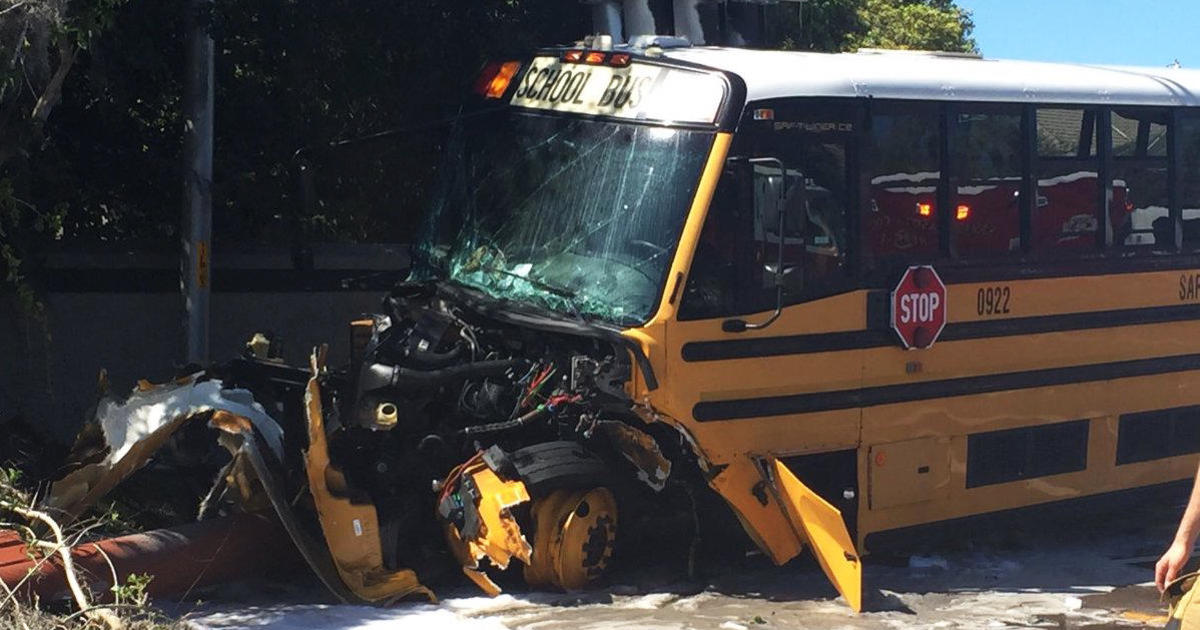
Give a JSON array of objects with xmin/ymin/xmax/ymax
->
[
  {"xmin": 946, "ymin": 102, "xmax": 1026, "ymax": 260},
  {"xmin": 1170, "ymin": 108, "xmax": 1186, "ymax": 251},
  {"xmin": 1029, "ymin": 105, "xmax": 1100, "ymax": 258},
  {"xmin": 1107, "ymin": 106, "xmax": 1173, "ymax": 253},
  {"xmin": 688, "ymin": 96, "xmax": 1200, "ymax": 309},
  {"xmin": 861, "ymin": 99, "xmax": 1193, "ymax": 279},
  {"xmin": 858, "ymin": 98, "xmax": 944, "ymax": 278},
  {"xmin": 738, "ymin": 97, "xmax": 860, "ymax": 305}
]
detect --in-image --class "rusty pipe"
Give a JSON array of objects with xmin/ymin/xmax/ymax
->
[{"xmin": 0, "ymin": 512, "xmax": 297, "ymax": 603}]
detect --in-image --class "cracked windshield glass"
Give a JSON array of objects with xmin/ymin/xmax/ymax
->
[{"xmin": 414, "ymin": 109, "xmax": 714, "ymax": 326}]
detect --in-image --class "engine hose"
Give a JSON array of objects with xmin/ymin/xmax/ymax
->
[
  {"xmin": 459, "ymin": 405, "xmax": 550, "ymax": 437},
  {"xmin": 404, "ymin": 341, "xmax": 466, "ymax": 368},
  {"xmin": 359, "ymin": 359, "xmax": 526, "ymax": 392}
]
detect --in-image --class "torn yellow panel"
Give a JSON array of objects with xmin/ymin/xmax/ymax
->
[
  {"xmin": 464, "ymin": 462, "xmax": 532, "ymax": 570},
  {"xmin": 444, "ymin": 523, "xmax": 502, "ymax": 597},
  {"xmin": 707, "ymin": 457, "xmax": 804, "ymax": 566},
  {"xmin": 596, "ymin": 421, "xmax": 671, "ymax": 492},
  {"xmin": 441, "ymin": 457, "xmax": 533, "ymax": 596},
  {"xmin": 771, "ymin": 458, "xmax": 862, "ymax": 613},
  {"xmin": 303, "ymin": 351, "xmax": 432, "ymax": 604}
]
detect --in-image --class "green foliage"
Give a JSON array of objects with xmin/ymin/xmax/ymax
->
[
  {"xmin": 0, "ymin": 467, "xmax": 23, "ymax": 503},
  {"xmin": 765, "ymin": 0, "xmax": 974, "ymax": 53},
  {"xmin": 0, "ymin": 0, "xmax": 128, "ymax": 302},
  {"xmin": 113, "ymin": 572, "xmax": 153, "ymax": 608},
  {"xmin": 66, "ymin": 0, "xmax": 129, "ymax": 50},
  {"xmin": 848, "ymin": 0, "xmax": 976, "ymax": 52},
  {"xmin": 764, "ymin": 0, "xmax": 862, "ymax": 52}
]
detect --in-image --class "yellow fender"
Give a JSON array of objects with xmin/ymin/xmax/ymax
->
[
  {"xmin": 770, "ymin": 458, "xmax": 862, "ymax": 613},
  {"xmin": 303, "ymin": 349, "xmax": 433, "ymax": 603}
]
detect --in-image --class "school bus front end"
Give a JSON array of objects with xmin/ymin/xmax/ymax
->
[{"xmin": 401, "ymin": 46, "xmax": 864, "ymax": 606}]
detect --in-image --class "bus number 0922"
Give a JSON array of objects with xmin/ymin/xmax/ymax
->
[{"xmin": 976, "ymin": 286, "xmax": 1011, "ymax": 316}]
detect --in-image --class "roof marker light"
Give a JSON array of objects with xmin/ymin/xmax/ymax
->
[
  {"xmin": 753, "ymin": 108, "xmax": 775, "ymax": 121},
  {"xmin": 609, "ymin": 53, "xmax": 631, "ymax": 67},
  {"xmin": 584, "ymin": 51, "xmax": 607, "ymax": 65},
  {"xmin": 956, "ymin": 204, "xmax": 971, "ymax": 220},
  {"xmin": 917, "ymin": 202, "xmax": 933, "ymax": 217},
  {"xmin": 563, "ymin": 50, "xmax": 584, "ymax": 63},
  {"xmin": 474, "ymin": 60, "xmax": 522, "ymax": 99}
]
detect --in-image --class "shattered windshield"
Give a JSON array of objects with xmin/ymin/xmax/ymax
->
[{"xmin": 413, "ymin": 109, "xmax": 714, "ymax": 326}]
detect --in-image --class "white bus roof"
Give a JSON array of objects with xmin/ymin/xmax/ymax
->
[{"xmin": 663, "ymin": 47, "xmax": 1200, "ymax": 107}]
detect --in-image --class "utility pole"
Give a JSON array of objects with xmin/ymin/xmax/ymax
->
[{"xmin": 182, "ymin": 0, "xmax": 214, "ymax": 366}]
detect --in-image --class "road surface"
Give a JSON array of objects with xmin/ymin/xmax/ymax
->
[{"xmin": 179, "ymin": 496, "xmax": 1183, "ymax": 629}]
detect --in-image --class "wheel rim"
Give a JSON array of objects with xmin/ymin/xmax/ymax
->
[{"xmin": 523, "ymin": 487, "xmax": 618, "ymax": 591}]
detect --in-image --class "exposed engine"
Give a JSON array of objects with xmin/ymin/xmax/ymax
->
[
  {"xmin": 38, "ymin": 279, "xmax": 691, "ymax": 603},
  {"xmin": 324, "ymin": 281, "xmax": 675, "ymax": 590}
]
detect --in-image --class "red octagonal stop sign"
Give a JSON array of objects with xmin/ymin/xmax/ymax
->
[{"xmin": 890, "ymin": 265, "xmax": 947, "ymax": 350}]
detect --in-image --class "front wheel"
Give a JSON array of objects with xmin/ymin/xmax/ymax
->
[{"xmin": 523, "ymin": 487, "xmax": 618, "ymax": 590}]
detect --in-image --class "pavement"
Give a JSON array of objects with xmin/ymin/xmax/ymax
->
[{"xmin": 176, "ymin": 498, "xmax": 1184, "ymax": 629}]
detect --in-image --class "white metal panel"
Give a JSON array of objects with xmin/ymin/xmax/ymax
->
[{"xmin": 663, "ymin": 47, "xmax": 1200, "ymax": 107}]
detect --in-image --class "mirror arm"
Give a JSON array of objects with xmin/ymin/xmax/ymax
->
[{"xmin": 723, "ymin": 157, "xmax": 789, "ymax": 333}]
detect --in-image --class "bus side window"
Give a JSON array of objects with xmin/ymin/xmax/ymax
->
[
  {"xmin": 951, "ymin": 107, "xmax": 1022, "ymax": 257},
  {"xmin": 788, "ymin": 141, "xmax": 849, "ymax": 294},
  {"xmin": 677, "ymin": 99, "xmax": 853, "ymax": 320},
  {"xmin": 1034, "ymin": 108, "xmax": 1100, "ymax": 255},
  {"xmin": 1111, "ymin": 109, "xmax": 1169, "ymax": 249},
  {"xmin": 679, "ymin": 162, "xmax": 772, "ymax": 320},
  {"xmin": 865, "ymin": 105, "xmax": 941, "ymax": 268},
  {"xmin": 1182, "ymin": 116, "xmax": 1200, "ymax": 249},
  {"xmin": 754, "ymin": 101, "xmax": 852, "ymax": 301}
]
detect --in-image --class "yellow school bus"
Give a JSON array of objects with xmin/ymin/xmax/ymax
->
[
  {"xmin": 56, "ymin": 39, "xmax": 1200, "ymax": 611},
  {"xmin": 450, "ymin": 42, "xmax": 1200, "ymax": 609}
]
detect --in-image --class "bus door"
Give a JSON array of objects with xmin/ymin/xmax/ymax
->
[{"xmin": 658, "ymin": 101, "xmax": 863, "ymax": 603}]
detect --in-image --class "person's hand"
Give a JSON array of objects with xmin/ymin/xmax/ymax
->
[{"xmin": 1157, "ymin": 540, "xmax": 1192, "ymax": 592}]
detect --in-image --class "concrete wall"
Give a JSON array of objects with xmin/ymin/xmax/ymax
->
[{"xmin": 0, "ymin": 243, "xmax": 408, "ymax": 442}]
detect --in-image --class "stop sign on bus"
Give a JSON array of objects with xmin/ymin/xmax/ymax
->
[{"xmin": 890, "ymin": 265, "xmax": 947, "ymax": 349}]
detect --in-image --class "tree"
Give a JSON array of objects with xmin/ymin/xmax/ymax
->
[
  {"xmin": 847, "ymin": 0, "xmax": 976, "ymax": 53},
  {"xmin": 765, "ymin": 0, "xmax": 974, "ymax": 53},
  {"xmin": 0, "ymin": 0, "xmax": 126, "ymax": 293},
  {"xmin": 765, "ymin": 0, "xmax": 860, "ymax": 52}
]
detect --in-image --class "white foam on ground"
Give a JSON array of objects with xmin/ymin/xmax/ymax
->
[
  {"xmin": 183, "ymin": 603, "xmax": 512, "ymax": 630},
  {"xmin": 620, "ymin": 593, "xmax": 679, "ymax": 609}
]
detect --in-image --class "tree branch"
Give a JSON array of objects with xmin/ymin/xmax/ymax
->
[
  {"xmin": 0, "ymin": 2, "xmax": 28, "ymax": 17},
  {"xmin": 0, "ymin": 501, "xmax": 125, "ymax": 630},
  {"xmin": 29, "ymin": 35, "xmax": 75, "ymax": 126}
]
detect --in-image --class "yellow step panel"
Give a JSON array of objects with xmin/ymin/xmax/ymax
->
[{"xmin": 771, "ymin": 458, "xmax": 862, "ymax": 613}]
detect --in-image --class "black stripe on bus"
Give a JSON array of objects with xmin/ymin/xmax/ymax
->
[
  {"xmin": 691, "ymin": 352, "xmax": 1200, "ymax": 421},
  {"xmin": 681, "ymin": 303, "xmax": 1200, "ymax": 362}
]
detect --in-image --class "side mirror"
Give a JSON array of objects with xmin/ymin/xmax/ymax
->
[{"xmin": 722, "ymin": 156, "xmax": 800, "ymax": 333}]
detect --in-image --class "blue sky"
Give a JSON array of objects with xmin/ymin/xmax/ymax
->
[{"xmin": 957, "ymin": 0, "xmax": 1194, "ymax": 67}]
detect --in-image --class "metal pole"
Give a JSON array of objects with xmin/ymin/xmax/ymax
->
[
  {"xmin": 182, "ymin": 0, "xmax": 213, "ymax": 365},
  {"xmin": 588, "ymin": 0, "xmax": 624, "ymax": 42}
]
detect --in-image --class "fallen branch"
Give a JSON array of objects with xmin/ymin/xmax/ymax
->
[
  {"xmin": 0, "ymin": 501, "xmax": 124, "ymax": 630},
  {"xmin": 93, "ymin": 544, "xmax": 120, "ymax": 603},
  {"xmin": 0, "ymin": 516, "xmax": 114, "ymax": 615}
]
